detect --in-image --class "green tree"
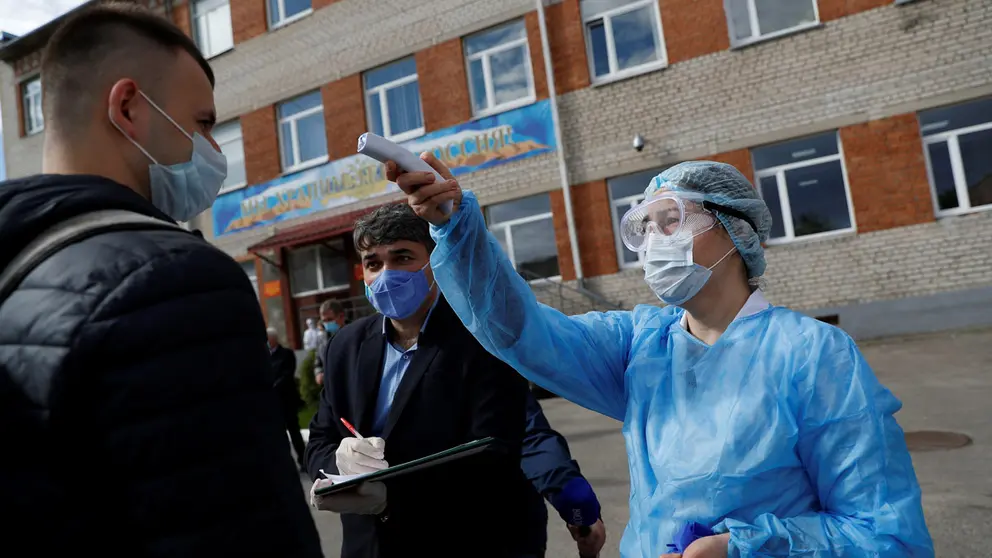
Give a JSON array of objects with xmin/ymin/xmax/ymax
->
[{"xmin": 298, "ymin": 349, "xmax": 321, "ymax": 407}]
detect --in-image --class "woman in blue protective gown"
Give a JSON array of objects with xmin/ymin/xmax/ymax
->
[{"xmin": 387, "ymin": 156, "xmax": 934, "ymax": 558}]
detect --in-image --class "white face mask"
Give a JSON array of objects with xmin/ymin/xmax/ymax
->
[
  {"xmin": 643, "ymin": 232, "xmax": 736, "ymax": 306},
  {"xmin": 110, "ymin": 91, "xmax": 227, "ymax": 222}
]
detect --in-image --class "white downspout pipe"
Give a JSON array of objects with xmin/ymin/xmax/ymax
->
[{"xmin": 536, "ymin": 0, "xmax": 584, "ymax": 282}]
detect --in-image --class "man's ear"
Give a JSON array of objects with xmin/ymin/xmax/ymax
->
[{"xmin": 107, "ymin": 78, "xmax": 142, "ymax": 138}]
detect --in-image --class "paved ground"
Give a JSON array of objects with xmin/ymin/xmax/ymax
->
[{"xmin": 300, "ymin": 327, "xmax": 992, "ymax": 557}]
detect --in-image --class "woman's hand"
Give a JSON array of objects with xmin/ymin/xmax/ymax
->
[{"xmin": 660, "ymin": 533, "xmax": 731, "ymax": 558}]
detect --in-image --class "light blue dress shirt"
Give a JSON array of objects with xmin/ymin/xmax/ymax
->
[{"xmin": 370, "ymin": 296, "xmax": 440, "ymax": 436}]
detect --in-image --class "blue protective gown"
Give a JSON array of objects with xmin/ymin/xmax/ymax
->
[{"xmin": 429, "ymin": 191, "xmax": 934, "ymax": 558}]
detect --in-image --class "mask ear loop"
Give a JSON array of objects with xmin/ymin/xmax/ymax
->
[
  {"xmin": 707, "ymin": 245, "xmax": 738, "ymax": 271},
  {"xmin": 109, "ymin": 106, "xmax": 160, "ymax": 165}
]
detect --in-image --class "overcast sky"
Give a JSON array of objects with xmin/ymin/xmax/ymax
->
[{"xmin": 0, "ymin": 0, "xmax": 88, "ymax": 36}]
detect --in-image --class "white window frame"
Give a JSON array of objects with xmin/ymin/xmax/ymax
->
[
  {"xmin": 582, "ymin": 0, "xmax": 668, "ymax": 85},
  {"xmin": 610, "ymin": 193, "xmax": 646, "ymax": 270},
  {"xmin": 922, "ymin": 120, "xmax": 992, "ymax": 218},
  {"xmin": 268, "ymin": 0, "xmax": 312, "ymax": 29},
  {"xmin": 364, "ymin": 61, "xmax": 425, "ymax": 143},
  {"xmin": 214, "ymin": 120, "xmax": 246, "ymax": 194},
  {"xmin": 289, "ymin": 245, "xmax": 350, "ymax": 298},
  {"xmin": 488, "ymin": 210, "xmax": 561, "ymax": 281},
  {"xmin": 277, "ymin": 93, "xmax": 328, "ymax": 173},
  {"xmin": 724, "ymin": 0, "xmax": 821, "ymax": 48},
  {"xmin": 21, "ymin": 76, "xmax": 43, "ymax": 135},
  {"xmin": 192, "ymin": 0, "xmax": 234, "ymax": 59},
  {"xmin": 464, "ymin": 20, "xmax": 537, "ymax": 118},
  {"xmin": 753, "ymin": 135, "xmax": 856, "ymax": 245}
]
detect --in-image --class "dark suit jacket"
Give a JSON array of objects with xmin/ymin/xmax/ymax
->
[
  {"xmin": 305, "ymin": 296, "xmax": 540, "ymax": 558},
  {"xmin": 270, "ymin": 344, "xmax": 301, "ymax": 413}
]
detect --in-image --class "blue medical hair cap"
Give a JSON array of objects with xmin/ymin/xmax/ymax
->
[{"xmin": 644, "ymin": 161, "xmax": 773, "ymax": 278}]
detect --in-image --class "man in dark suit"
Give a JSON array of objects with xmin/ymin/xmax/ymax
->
[
  {"xmin": 305, "ymin": 203, "xmax": 544, "ymax": 557},
  {"xmin": 268, "ymin": 327, "xmax": 306, "ymax": 472}
]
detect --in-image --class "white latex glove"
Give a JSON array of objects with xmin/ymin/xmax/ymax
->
[
  {"xmin": 335, "ymin": 437, "xmax": 388, "ymax": 475},
  {"xmin": 310, "ymin": 478, "xmax": 387, "ymax": 515}
]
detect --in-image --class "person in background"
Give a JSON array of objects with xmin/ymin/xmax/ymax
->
[
  {"xmin": 303, "ymin": 317, "xmax": 325, "ymax": 352},
  {"xmin": 0, "ymin": 3, "xmax": 321, "ymax": 556},
  {"xmin": 523, "ymin": 394, "xmax": 607, "ymax": 558},
  {"xmin": 390, "ymin": 156, "xmax": 934, "ymax": 558},
  {"xmin": 305, "ymin": 203, "xmax": 543, "ymax": 558},
  {"xmin": 269, "ymin": 327, "xmax": 307, "ymax": 472},
  {"xmin": 314, "ymin": 299, "xmax": 347, "ymax": 385}
]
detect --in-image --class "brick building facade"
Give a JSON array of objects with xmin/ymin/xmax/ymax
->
[{"xmin": 2, "ymin": 0, "xmax": 991, "ymax": 347}]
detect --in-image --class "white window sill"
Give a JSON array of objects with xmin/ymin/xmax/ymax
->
[
  {"xmin": 270, "ymin": 8, "xmax": 313, "ymax": 30},
  {"xmin": 620, "ymin": 261, "xmax": 643, "ymax": 271},
  {"xmin": 218, "ymin": 182, "xmax": 248, "ymax": 196},
  {"xmin": 386, "ymin": 127, "xmax": 426, "ymax": 144},
  {"xmin": 894, "ymin": 0, "xmax": 922, "ymax": 5},
  {"xmin": 730, "ymin": 22, "xmax": 823, "ymax": 51},
  {"xmin": 525, "ymin": 274, "xmax": 563, "ymax": 285},
  {"xmin": 24, "ymin": 127, "xmax": 44, "ymax": 136},
  {"xmin": 935, "ymin": 204, "xmax": 992, "ymax": 219},
  {"xmin": 590, "ymin": 60, "xmax": 667, "ymax": 88},
  {"xmin": 471, "ymin": 96, "xmax": 537, "ymax": 121},
  {"xmin": 205, "ymin": 46, "xmax": 234, "ymax": 61},
  {"xmin": 282, "ymin": 155, "xmax": 330, "ymax": 176},
  {"xmin": 764, "ymin": 227, "xmax": 856, "ymax": 247},
  {"xmin": 292, "ymin": 284, "xmax": 351, "ymax": 298}
]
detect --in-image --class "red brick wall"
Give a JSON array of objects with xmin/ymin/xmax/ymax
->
[
  {"xmin": 659, "ymin": 0, "xmax": 730, "ymax": 64},
  {"xmin": 242, "ymin": 105, "xmax": 282, "ymax": 183},
  {"xmin": 819, "ymin": 0, "xmax": 891, "ymax": 22},
  {"xmin": 707, "ymin": 148, "xmax": 756, "ymax": 184},
  {"xmin": 416, "ymin": 38, "xmax": 472, "ymax": 132},
  {"xmin": 232, "ymin": 0, "xmax": 268, "ymax": 45},
  {"xmin": 551, "ymin": 180, "xmax": 620, "ymax": 281},
  {"xmin": 171, "ymin": 1, "xmax": 193, "ymax": 37},
  {"xmin": 545, "ymin": 0, "xmax": 590, "ymax": 95},
  {"xmin": 840, "ymin": 114, "xmax": 934, "ymax": 233},
  {"xmin": 524, "ymin": 12, "xmax": 550, "ymax": 100},
  {"xmin": 322, "ymin": 75, "xmax": 366, "ymax": 160}
]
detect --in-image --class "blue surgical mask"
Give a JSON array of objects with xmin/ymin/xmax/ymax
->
[
  {"xmin": 643, "ymin": 233, "xmax": 736, "ymax": 306},
  {"xmin": 323, "ymin": 321, "xmax": 340, "ymax": 334},
  {"xmin": 110, "ymin": 91, "xmax": 227, "ymax": 222},
  {"xmin": 365, "ymin": 264, "xmax": 434, "ymax": 320}
]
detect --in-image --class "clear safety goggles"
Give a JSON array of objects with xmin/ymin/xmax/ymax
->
[{"xmin": 619, "ymin": 192, "xmax": 758, "ymax": 252}]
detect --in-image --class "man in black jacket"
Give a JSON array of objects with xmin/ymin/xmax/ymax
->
[
  {"xmin": 269, "ymin": 327, "xmax": 307, "ymax": 471},
  {"xmin": 305, "ymin": 203, "xmax": 542, "ymax": 557},
  {"xmin": 0, "ymin": 4, "xmax": 321, "ymax": 557}
]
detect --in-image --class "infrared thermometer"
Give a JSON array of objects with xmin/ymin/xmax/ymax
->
[{"xmin": 357, "ymin": 132, "xmax": 453, "ymax": 215}]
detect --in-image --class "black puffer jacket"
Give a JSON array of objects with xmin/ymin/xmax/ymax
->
[{"xmin": 0, "ymin": 175, "xmax": 323, "ymax": 557}]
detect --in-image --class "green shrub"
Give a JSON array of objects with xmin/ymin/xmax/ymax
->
[{"xmin": 298, "ymin": 349, "xmax": 321, "ymax": 408}]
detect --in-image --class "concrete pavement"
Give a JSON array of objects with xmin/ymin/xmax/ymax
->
[{"xmin": 302, "ymin": 327, "xmax": 992, "ymax": 557}]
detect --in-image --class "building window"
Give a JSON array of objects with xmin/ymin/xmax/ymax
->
[
  {"xmin": 21, "ymin": 77, "xmax": 43, "ymax": 135},
  {"xmin": 287, "ymin": 242, "xmax": 351, "ymax": 296},
  {"xmin": 919, "ymin": 97, "xmax": 992, "ymax": 216},
  {"xmin": 214, "ymin": 120, "xmax": 246, "ymax": 193},
  {"xmin": 268, "ymin": 0, "xmax": 311, "ymax": 28},
  {"xmin": 364, "ymin": 57, "xmax": 424, "ymax": 143},
  {"xmin": 725, "ymin": 0, "xmax": 819, "ymax": 46},
  {"xmin": 608, "ymin": 167, "xmax": 668, "ymax": 269},
  {"xmin": 752, "ymin": 131, "xmax": 854, "ymax": 242},
  {"xmin": 277, "ymin": 91, "xmax": 328, "ymax": 172},
  {"xmin": 486, "ymin": 194, "xmax": 559, "ymax": 279},
  {"xmin": 464, "ymin": 19, "xmax": 535, "ymax": 117},
  {"xmin": 580, "ymin": 0, "xmax": 666, "ymax": 82},
  {"xmin": 192, "ymin": 0, "xmax": 233, "ymax": 58}
]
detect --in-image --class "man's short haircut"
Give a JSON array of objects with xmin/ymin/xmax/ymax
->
[
  {"xmin": 319, "ymin": 300, "xmax": 344, "ymax": 317},
  {"xmin": 40, "ymin": 2, "xmax": 214, "ymax": 133},
  {"xmin": 353, "ymin": 203, "xmax": 436, "ymax": 253}
]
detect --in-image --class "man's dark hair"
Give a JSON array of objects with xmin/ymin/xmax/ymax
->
[
  {"xmin": 353, "ymin": 203, "xmax": 436, "ymax": 253},
  {"xmin": 41, "ymin": 2, "xmax": 214, "ymax": 133},
  {"xmin": 319, "ymin": 300, "xmax": 344, "ymax": 316}
]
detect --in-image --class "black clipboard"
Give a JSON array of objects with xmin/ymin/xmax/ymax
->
[{"xmin": 314, "ymin": 437, "xmax": 497, "ymax": 496}]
